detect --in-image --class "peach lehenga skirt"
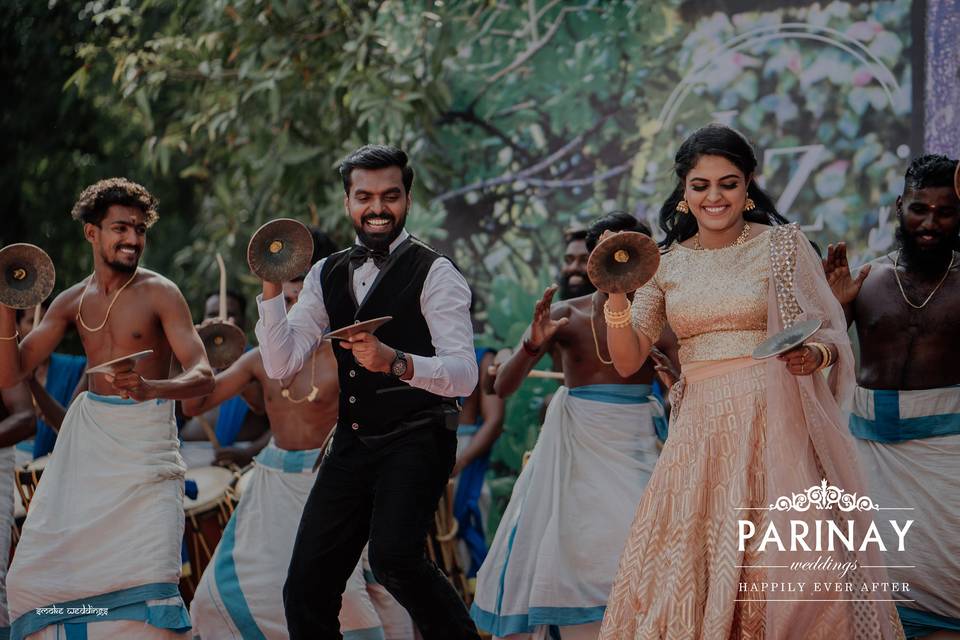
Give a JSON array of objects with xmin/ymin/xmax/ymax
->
[{"xmin": 601, "ymin": 357, "xmax": 774, "ymax": 639}]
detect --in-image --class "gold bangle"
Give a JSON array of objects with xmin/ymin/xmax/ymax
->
[
  {"xmin": 808, "ymin": 342, "xmax": 830, "ymax": 371},
  {"xmin": 0, "ymin": 330, "xmax": 19, "ymax": 342},
  {"xmin": 603, "ymin": 300, "xmax": 630, "ymax": 320},
  {"xmin": 603, "ymin": 302, "xmax": 632, "ymax": 329},
  {"xmin": 823, "ymin": 344, "xmax": 836, "ymax": 367},
  {"xmin": 606, "ymin": 317, "xmax": 632, "ymax": 329}
]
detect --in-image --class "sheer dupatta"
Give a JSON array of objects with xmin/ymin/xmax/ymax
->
[{"xmin": 763, "ymin": 224, "xmax": 904, "ymax": 639}]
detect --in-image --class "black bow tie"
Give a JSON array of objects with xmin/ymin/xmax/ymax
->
[{"xmin": 349, "ymin": 245, "xmax": 389, "ymax": 269}]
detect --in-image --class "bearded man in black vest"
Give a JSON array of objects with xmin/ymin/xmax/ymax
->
[{"xmin": 255, "ymin": 145, "xmax": 480, "ymax": 639}]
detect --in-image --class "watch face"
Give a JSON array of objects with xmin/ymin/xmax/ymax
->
[{"xmin": 392, "ymin": 352, "xmax": 407, "ymax": 376}]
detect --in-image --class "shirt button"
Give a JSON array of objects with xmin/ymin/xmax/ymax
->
[
  {"xmin": 349, "ymin": 370, "xmax": 356, "ymax": 378},
  {"xmin": 351, "ymin": 422, "xmax": 359, "ymax": 430},
  {"xmin": 349, "ymin": 396, "xmax": 356, "ymax": 404}
]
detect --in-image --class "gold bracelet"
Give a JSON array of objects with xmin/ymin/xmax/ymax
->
[
  {"xmin": 824, "ymin": 343, "xmax": 836, "ymax": 367},
  {"xmin": 603, "ymin": 301, "xmax": 632, "ymax": 329},
  {"xmin": 603, "ymin": 300, "xmax": 630, "ymax": 321},
  {"xmin": 0, "ymin": 330, "xmax": 19, "ymax": 342},
  {"xmin": 606, "ymin": 316, "xmax": 632, "ymax": 329},
  {"xmin": 808, "ymin": 342, "xmax": 831, "ymax": 371}
]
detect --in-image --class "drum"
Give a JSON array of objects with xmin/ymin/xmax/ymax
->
[
  {"xmin": 182, "ymin": 466, "xmax": 236, "ymax": 592},
  {"xmin": 14, "ymin": 454, "xmax": 51, "ymax": 515}
]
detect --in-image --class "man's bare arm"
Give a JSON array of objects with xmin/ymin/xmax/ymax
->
[
  {"xmin": 112, "ymin": 279, "xmax": 214, "ymax": 401},
  {"xmin": 495, "ymin": 286, "xmax": 569, "ymax": 398},
  {"xmin": 0, "ymin": 290, "xmax": 75, "ymax": 387},
  {"xmin": 182, "ymin": 349, "xmax": 260, "ymax": 416},
  {"xmin": 0, "ymin": 383, "xmax": 37, "ymax": 448}
]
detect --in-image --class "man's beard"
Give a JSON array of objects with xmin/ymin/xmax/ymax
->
[
  {"xmin": 558, "ymin": 271, "xmax": 595, "ymax": 300},
  {"xmin": 355, "ymin": 210, "xmax": 407, "ymax": 252},
  {"xmin": 103, "ymin": 247, "xmax": 140, "ymax": 273},
  {"xmin": 896, "ymin": 221, "xmax": 954, "ymax": 276}
]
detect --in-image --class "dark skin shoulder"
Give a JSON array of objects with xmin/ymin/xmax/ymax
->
[
  {"xmin": 183, "ymin": 344, "xmax": 339, "ymax": 454},
  {"xmin": 552, "ymin": 295, "xmax": 657, "ymax": 388},
  {"xmin": 494, "ymin": 285, "xmax": 656, "ymax": 398},
  {"xmin": 852, "ymin": 251, "xmax": 960, "ymax": 389}
]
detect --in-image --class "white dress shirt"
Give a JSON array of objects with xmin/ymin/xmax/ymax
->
[{"xmin": 255, "ymin": 230, "xmax": 478, "ymax": 399}]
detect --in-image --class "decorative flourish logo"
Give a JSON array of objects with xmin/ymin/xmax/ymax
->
[{"xmin": 768, "ymin": 479, "xmax": 880, "ymax": 513}]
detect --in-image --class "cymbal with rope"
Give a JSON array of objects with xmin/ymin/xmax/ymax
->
[
  {"xmin": 199, "ymin": 253, "xmax": 246, "ymax": 369},
  {"xmin": 199, "ymin": 322, "xmax": 246, "ymax": 370},
  {"xmin": 586, "ymin": 232, "xmax": 660, "ymax": 294},
  {"xmin": 247, "ymin": 218, "xmax": 314, "ymax": 283},
  {"xmin": 0, "ymin": 244, "xmax": 55, "ymax": 310}
]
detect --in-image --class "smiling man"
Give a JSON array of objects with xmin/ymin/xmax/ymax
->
[
  {"xmin": 255, "ymin": 145, "xmax": 480, "ymax": 639},
  {"xmin": 824, "ymin": 154, "xmax": 960, "ymax": 639},
  {"xmin": 0, "ymin": 177, "xmax": 213, "ymax": 639}
]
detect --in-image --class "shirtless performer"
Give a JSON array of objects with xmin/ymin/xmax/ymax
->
[
  {"xmin": 0, "ymin": 177, "xmax": 214, "ymax": 639},
  {"xmin": 185, "ymin": 233, "xmax": 414, "ymax": 640},
  {"xmin": 471, "ymin": 213, "xmax": 668, "ymax": 640},
  {"xmin": 179, "ymin": 289, "xmax": 269, "ymax": 469},
  {"xmin": 824, "ymin": 154, "xmax": 960, "ymax": 639}
]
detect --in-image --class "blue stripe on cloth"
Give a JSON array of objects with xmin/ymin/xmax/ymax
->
[
  {"xmin": 214, "ymin": 502, "xmax": 265, "ymax": 640},
  {"xmin": 568, "ymin": 384, "xmax": 652, "ymax": 404},
  {"xmin": 343, "ymin": 627, "xmax": 386, "ymax": 640},
  {"xmin": 64, "ymin": 623, "xmax": 87, "ymax": 640},
  {"xmin": 10, "ymin": 582, "xmax": 190, "ymax": 640},
  {"xmin": 850, "ymin": 389, "xmax": 960, "ymax": 442},
  {"xmin": 0, "ymin": 626, "xmax": 9, "ymax": 640},
  {"xmin": 897, "ymin": 605, "xmax": 960, "ymax": 638},
  {"xmin": 457, "ymin": 424, "xmax": 480, "ymax": 436},
  {"xmin": 85, "ymin": 392, "xmax": 138, "ymax": 406},
  {"xmin": 473, "ymin": 460, "xmax": 529, "ymax": 635},
  {"xmin": 470, "ymin": 603, "xmax": 607, "ymax": 635},
  {"xmin": 254, "ymin": 445, "xmax": 320, "ymax": 473}
]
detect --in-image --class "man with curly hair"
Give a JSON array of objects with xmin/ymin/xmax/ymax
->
[
  {"xmin": 824, "ymin": 154, "xmax": 960, "ymax": 638},
  {"xmin": 0, "ymin": 177, "xmax": 214, "ymax": 639}
]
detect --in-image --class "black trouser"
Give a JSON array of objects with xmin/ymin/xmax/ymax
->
[{"xmin": 283, "ymin": 420, "xmax": 480, "ymax": 639}]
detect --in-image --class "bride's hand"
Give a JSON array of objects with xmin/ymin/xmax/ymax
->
[{"xmin": 779, "ymin": 345, "xmax": 822, "ymax": 377}]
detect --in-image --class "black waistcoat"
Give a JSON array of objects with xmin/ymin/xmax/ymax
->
[{"xmin": 320, "ymin": 237, "xmax": 453, "ymax": 441}]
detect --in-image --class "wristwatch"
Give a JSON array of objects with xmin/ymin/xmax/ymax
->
[{"xmin": 391, "ymin": 350, "xmax": 408, "ymax": 377}]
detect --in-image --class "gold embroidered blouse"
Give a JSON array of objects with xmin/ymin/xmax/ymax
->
[{"xmin": 631, "ymin": 230, "xmax": 772, "ymax": 365}]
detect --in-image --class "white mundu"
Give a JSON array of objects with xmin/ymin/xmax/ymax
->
[
  {"xmin": 7, "ymin": 392, "xmax": 189, "ymax": 640},
  {"xmin": 472, "ymin": 384, "xmax": 662, "ymax": 638},
  {"xmin": 190, "ymin": 441, "xmax": 414, "ymax": 639}
]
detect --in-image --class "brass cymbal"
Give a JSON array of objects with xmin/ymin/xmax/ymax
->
[
  {"xmin": 247, "ymin": 218, "xmax": 315, "ymax": 283},
  {"xmin": 752, "ymin": 319, "xmax": 823, "ymax": 360},
  {"xmin": 586, "ymin": 232, "xmax": 660, "ymax": 294},
  {"xmin": 323, "ymin": 316, "xmax": 393, "ymax": 341},
  {"xmin": 198, "ymin": 321, "xmax": 246, "ymax": 369},
  {"xmin": 0, "ymin": 243, "xmax": 55, "ymax": 310}
]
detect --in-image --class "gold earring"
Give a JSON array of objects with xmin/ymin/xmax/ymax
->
[
  {"xmin": 744, "ymin": 198, "xmax": 756, "ymax": 211},
  {"xmin": 676, "ymin": 200, "xmax": 689, "ymax": 214}
]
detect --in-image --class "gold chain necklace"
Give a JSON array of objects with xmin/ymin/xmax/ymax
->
[
  {"xmin": 893, "ymin": 250, "xmax": 954, "ymax": 310},
  {"xmin": 590, "ymin": 295, "xmax": 613, "ymax": 365},
  {"xmin": 280, "ymin": 351, "xmax": 320, "ymax": 403},
  {"xmin": 694, "ymin": 222, "xmax": 751, "ymax": 250},
  {"xmin": 76, "ymin": 269, "xmax": 139, "ymax": 333}
]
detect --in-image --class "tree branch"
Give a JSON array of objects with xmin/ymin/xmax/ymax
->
[
  {"xmin": 431, "ymin": 115, "xmax": 609, "ymax": 204},
  {"xmin": 439, "ymin": 109, "xmax": 532, "ymax": 162}
]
